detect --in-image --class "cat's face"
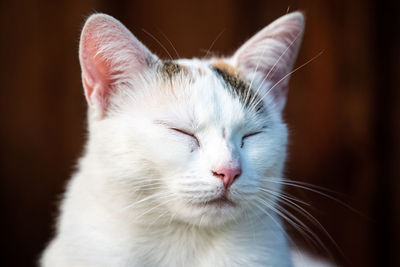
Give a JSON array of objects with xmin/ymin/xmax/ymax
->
[
  {"xmin": 79, "ymin": 13, "xmax": 304, "ymax": 227},
  {"xmin": 107, "ymin": 59, "xmax": 288, "ymax": 226}
]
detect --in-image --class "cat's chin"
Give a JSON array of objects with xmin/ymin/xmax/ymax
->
[
  {"xmin": 193, "ymin": 195, "xmax": 237, "ymax": 209},
  {"xmin": 169, "ymin": 197, "xmax": 244, "ymax": 227}
]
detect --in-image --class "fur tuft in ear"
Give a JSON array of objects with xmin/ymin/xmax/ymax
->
[
  {"xmin": 232, "ymin": 12, "xmax": 305, "ymax": 111},
  {"xmin": 79, "ymin": 13, "xmax": 157, "ymax": 118}
]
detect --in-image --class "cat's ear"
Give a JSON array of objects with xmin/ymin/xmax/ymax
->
[
  {"xmin": 79, "ymin": 13, "xmax": 157, "ymax": 118},
  {"xmin": 231, "ymin": 12, "xmax": 304, "ymax": 111}
]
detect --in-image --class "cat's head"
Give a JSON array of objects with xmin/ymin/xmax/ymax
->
[{"xmin": 79, "ymin": 13, "xmax": 304, "ymax": 227}]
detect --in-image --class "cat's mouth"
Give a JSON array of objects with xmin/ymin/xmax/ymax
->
[{"xmin": 202, "ymin": 195, "xmax": 236, "ymax": 208}]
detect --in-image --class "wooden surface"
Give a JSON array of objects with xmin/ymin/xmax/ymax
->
[{"xmin": 0, "ymin": 0, "xmax": 398, "ymax": 266}]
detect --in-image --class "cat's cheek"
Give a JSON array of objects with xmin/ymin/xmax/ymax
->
[
  {"xmin": 150, "ymin": 138, "xmax": 198, "ymax": 172},
  {"xmin": 244, "ymin": 144, "xmax": 278, "ymax": 178},
  {"xmin": 189, "ymin": 140, "xmax": 200, "ymax": 153},
  {"xmin": 242, "ymin": 140, "xmax": 268, "ymax": 161},
  {"xmin": 172, "ymin": 135, "xmax": 199, "ymax": 154}
]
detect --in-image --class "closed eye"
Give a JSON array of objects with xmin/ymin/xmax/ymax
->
[
  {"xmin": 241, "ymin": 131, "xmax": 263, "ymax": 148},
  {"xmin": 170, "ymin": 128, "xmax": 200, "ymax": 147}
]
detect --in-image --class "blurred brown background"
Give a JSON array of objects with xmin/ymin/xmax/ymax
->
[{"xmin": 0, "ymin": 0, "xmax": 399, "ymax": 266}]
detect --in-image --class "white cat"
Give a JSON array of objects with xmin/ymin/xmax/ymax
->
[{"xmin": 40, "ymin": 11, "xmax": 332, "ymax": 267}]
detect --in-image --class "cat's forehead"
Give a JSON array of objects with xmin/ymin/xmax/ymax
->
[
  {"xmin": 159, "ymin": 58, "xmax": 264, "ymax": 112},
  {"xmin": 147, "ymin": 59, "xmax": 266, "ymax": 130}
]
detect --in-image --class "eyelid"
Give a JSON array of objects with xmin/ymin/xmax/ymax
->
[
  {"xmin": 170, "ymin": 127, "xmax": 194, "ymax": 136},
  {"xmin": 243, "ymin": 131, "xmax": 263, "ymax": 139},
  {"xmin": 241, "ymin": 131, "xmax": 263, "ymax": 148},
  {"xmin": 170, "ymin": 128, "xmax": 200, "ymax": 147}
]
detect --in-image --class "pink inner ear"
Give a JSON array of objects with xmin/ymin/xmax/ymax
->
[
  {"xmin": 79, "ymin": 14, "xmax": 157, "ymax": 118},
  {"xmin": 232, "ymin": 12, "xmax": 305, "ymax": 111},
  {"xmin": 80, "ymin": 37, "xmax": 111, "ymax": 111},
  {"xmin": 238, "ymin": 28, "xmax": 301, "ymax": 83}
]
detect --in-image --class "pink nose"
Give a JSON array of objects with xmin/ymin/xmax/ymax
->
[{"xmin": 212, "ymin": 166, "xmax": 242, "ymax": 188}]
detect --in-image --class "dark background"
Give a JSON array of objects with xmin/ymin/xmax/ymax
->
[{"xmin": 0, "ymin": 0, "xmax": 399, "ymax": 266}]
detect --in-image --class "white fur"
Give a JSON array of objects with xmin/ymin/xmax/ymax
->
[{"xmin": 40, "ymin": 12, "xmax": 332, "ymax": 267}]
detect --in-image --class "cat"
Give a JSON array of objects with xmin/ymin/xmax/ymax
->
[{"xmin": 40, "ymin": 11, "xmax": 330, "ymax": 267}]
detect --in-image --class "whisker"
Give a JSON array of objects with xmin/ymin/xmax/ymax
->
[
  {"xmin": 249, "ymin": 30, "xmax": 303, "ymax": 107},
  {"xmin": 276, "ymin": 178, "xmax": 342, "ymax": 195},
  {"xmin": 274, "ymin": 201, "xmax": 333, "ymax": 257},
  {"xmin": 204, "ymin": 29, "xmax": 225, "ymax": 58},
  {"xmin": 117, "ymin": 182, "xmax": 165, "ymax": 192},
  {"xmin": 158, "ymin": 28, "xmax": 180, "ymax": 58},
  {"xmin": 245, "ymin": 45, "xmax": 268, "ymax": 106},
  {"xmin": 145, "ymin": 203, "xmax": 175, "ymax": 231},
  {"xmin": 264, "ymin": 177, "xmax": 362, "ymax": 216},
  {"xmin": 142, "ymin": 29, "xmax": 173, "ymax": 60},
  {"xmin": 261, "ymin": 187, "xmax": 342, "ymax": 256},
  {"xmin": 122, "ymin": 191, "xmax": 173, "ymax": 211},
  {"xmin": 252, "ymin": 50, "xmax": 324, "ymax": 110},
  {"xmin": 134, "ymin": 195, "xmax": 177, "ymax": 220},
  {"xmin": 258, "ymin": 187, "xmax": 311, "ymax": 206},
  {"xmin": 255, "ymin": 197, "xmax": 327, "ymax": 254},
  {"xmin": 251, "ymin": 200, "xmax": 301, "ymax": 252}
]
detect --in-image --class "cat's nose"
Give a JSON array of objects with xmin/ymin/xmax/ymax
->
[{"xmin": 212, "ymin": 166, "xmax": 242, "ymax": 188}]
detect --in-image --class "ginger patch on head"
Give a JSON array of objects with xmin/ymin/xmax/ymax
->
[
  {"xmin": 212, "ymin": 60, "xmax": 263, "ymax": 111},
  {"xmin": 160, "ymin": 61, "xmax": 195, "ymax": 94},
  {"xmin": 213, "ymin": 60, "xmax": 241, "ymax": 77},
  {"xmin": 162, "ymin": 61, "xmax": 181, "ymax": 78},
  {"xmin": 212, "ymin": 60, "xmax": 246, "ymax": 93}
]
